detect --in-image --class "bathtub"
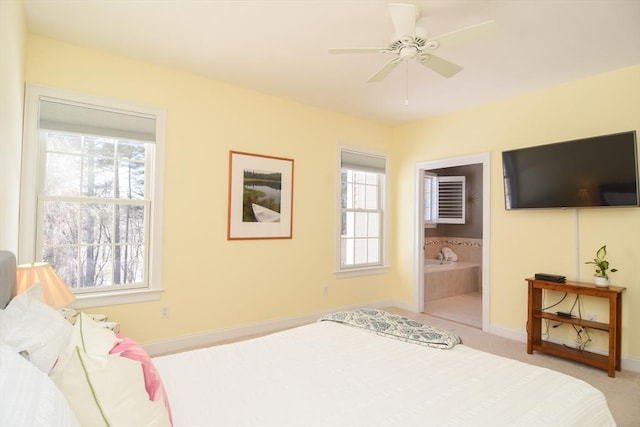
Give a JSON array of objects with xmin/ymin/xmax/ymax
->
[
  {"xmin": 424, "ymin": 259, "xmax": 481, "ymax": 302},
  {"xmin": 425, "ymin": 259, "xmax": 479, "ymax": 271}
]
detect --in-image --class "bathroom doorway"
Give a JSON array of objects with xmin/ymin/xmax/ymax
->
[{"xmin": 414, "ymin": 153, "xmax": 490, "ymax": 331}]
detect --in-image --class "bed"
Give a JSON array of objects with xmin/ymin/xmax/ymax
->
[{"xmin": 0, "ymin": 250, "xmax": 617, "ymax": 426}]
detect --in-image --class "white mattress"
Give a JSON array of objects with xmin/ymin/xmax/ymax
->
[{"xmin": 153, "ymin": 320, "xmax": 616, "ymax": 427}]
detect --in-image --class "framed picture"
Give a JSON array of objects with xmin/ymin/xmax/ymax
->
[{"xmin": 227, "ymin": 151, "xmax": 294, "ymax": 240}]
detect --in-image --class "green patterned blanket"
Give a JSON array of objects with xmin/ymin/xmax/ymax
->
[{"xmin": 319, "ymin": 308, "xmax": 461, "ymax": 349}]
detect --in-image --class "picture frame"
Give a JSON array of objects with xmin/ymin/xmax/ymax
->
[{"xmin": 227, "ymin": 151, "xmax": 294, "ymax": 240}]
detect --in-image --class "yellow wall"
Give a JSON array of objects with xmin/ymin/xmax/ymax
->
[
  {"xmin": 392, "ymin": 65, "xmax": 640, "ymax": 358},
  {"xmin": 0, "ymin": 0, "xmax": 26, "ymax": 252},
  {"xmin": 24, "ymin": 35, "xmax": 393, "ymax": 342}
]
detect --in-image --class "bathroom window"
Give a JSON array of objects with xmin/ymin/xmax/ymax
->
[
  {"xmin": 337, "ymin": 147, "xmax": 387, "ymax": 274},
  {"xmin": 19, "ymin": 84, "xmax": 166, "ymax": 308},
  {"xmin": 424, "ymin": 174, "xmax": 466, "ymax": 225}
]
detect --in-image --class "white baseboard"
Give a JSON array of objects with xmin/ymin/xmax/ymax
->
[
  {"xmin": 143, "ymin": 299, "xmax": 393, "ymax": 357},
  {"xmin": 144, "ymin": 300, "xmax": 640, "ymax": 374}
]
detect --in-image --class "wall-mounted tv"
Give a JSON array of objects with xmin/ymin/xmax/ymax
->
[{"xmin": 502, "ymin": 131, "xmax": 639, "ymax": 209}]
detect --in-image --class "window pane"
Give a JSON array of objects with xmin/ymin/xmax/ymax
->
[
  {"xmin": 42, "ymin": 201, "xmax": 79, "ymax": 246},
  {"xmin": 82, "ymin": 154, "xmax": 114, "ymax": 198},
  {"xmin": 341, "ymin": 237, "xmax": 353, "ymax": 265},
  {"xmin": 365, "ymin": 184, "xmax": 378, "ymax": 209},
  {"xmin": 353, "ymin": 183, "xmax": 365, "ymax": 209},
  {"xmin": 114, "ymin": 244, "xmax": 144, "ymax": 284},
  {"xmin": 342, "ymin": 212, "xmax": 355, "ymax": 237},
  {"xmin": 353, "ymin": 239, "xmax": 368, "ymax": 264},
  {"xmin": 367, "ymin": 239, "xmax": 380, "ymax": 263},
  {"xmin": 367, "ymin": 212, "xmax": 380, "ymax": 237},
  {"xmin": 44, "ymin": 246, "xmax": 79, "ymax": 289},
  {"xmin": 117, "ymin": 140, "xmax": 146, "ymax": 161},
  {"xmin": 44, "ymin": 150, "xmax": 82, "ymax": 197},
  {"xmin": 117, "ymin": 159, "xmax": 146, "ymax": 199},
  {"xmin": 354, "ymin": 212, "xmax": 368, "ymax": 237},
  {"xmin": 84, "ymin": 137, "xmax": 114, "ymax": 157},
  {"xmin": 81, "ymin": 203, "xmax": 113, "ymax": 245},
  {"xmin": 117, "ymin": 140, "xmax": 146, "ymax": 200},
  {"xmin": 80, "ymin": 245, "xmax": 113, "ymax": 288},
  {"xmin": 116, "ymin": 205, "xmax": 145, "ymax": 244}
]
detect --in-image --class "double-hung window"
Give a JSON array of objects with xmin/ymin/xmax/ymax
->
[
  {"xmin": 20, "ymin": 84, "xmax": 165, "ymax": 307},
  {"xmin": 338, "ymin": 147, "xmax": 387, "ymax": 274}
]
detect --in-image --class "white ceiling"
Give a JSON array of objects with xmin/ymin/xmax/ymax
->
[{"xmin": 23, "ymin": 0, "xmax": 640, "ymax": 125}]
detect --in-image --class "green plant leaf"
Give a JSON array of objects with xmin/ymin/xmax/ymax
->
[{"xmin": 596, "ymin": 245, "xmax": 607, "ymax": 260}]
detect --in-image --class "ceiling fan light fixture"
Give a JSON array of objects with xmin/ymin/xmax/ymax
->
[{"xmin": 399, "ymin": 46, "xmax": 418, "ymax": 60}]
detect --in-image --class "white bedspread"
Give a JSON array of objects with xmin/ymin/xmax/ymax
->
[{"xmin": 153, "ymin": 320, "xmax": 616, "ymax": 427}]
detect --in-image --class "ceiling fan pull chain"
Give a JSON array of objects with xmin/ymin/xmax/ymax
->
[{"xmin": 405, "ymin": 61, "xmax": 410, "ymax": 106}]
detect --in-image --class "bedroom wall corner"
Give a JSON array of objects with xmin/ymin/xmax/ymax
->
[{"xmin": 0, "ymin": 0, "xmax": 27, "ymax": 252}]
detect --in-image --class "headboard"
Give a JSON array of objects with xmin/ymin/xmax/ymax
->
[{"xmin": 0, "ymin": 250, "xmax": 17, "ymax": 308}]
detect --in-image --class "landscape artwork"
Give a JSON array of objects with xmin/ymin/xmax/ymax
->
[
  {"xmin": 242, "ymin": 169, "xmax": 282, "ymax": 223},
  {"xmin": 227, "ymin": 151, "xmax": 294, "ymax": 240}
]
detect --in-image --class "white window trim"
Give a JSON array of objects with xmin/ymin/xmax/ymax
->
[
  {"xmin": 19, "ymin": 84, "xmax": 166, "ymax": 308},
  {"xmin": 335, "ymin": 144, "xmax": 389, "ymax": 278}
]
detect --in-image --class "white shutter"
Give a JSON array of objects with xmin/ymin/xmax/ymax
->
[{"xmin": 437, "ymin": 176, "xmax": 465, "ymax": 224}]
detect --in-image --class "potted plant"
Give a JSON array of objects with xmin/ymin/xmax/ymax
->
[{"xmin": 585, "ymin": 245, "xmax": 618, "ymax": 287}]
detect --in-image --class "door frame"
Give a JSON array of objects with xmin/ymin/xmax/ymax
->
[{"xmin": 413, "ymin": 152, "xmax": 491, "ymax": 331}]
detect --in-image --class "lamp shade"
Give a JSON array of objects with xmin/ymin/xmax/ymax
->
[{"xmin": 16, "ymin": 262, "xmax": 76, "ymax": 308}]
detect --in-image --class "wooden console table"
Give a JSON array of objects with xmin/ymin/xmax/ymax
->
[{"xmin": 526, "ymin": 278, "xmax": 625, "ymax": 377}]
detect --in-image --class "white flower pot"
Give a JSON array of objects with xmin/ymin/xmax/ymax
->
[{"xmin": 594, "ymin": 276, "xmax": 610, "ymax": 287}]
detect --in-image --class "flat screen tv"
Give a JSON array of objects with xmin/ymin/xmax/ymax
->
[{"xmin": 502, "ymin": 131, "xmax": 639, "ymax": 209}]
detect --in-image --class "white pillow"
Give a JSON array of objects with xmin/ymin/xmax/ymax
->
[
  {"xmin": 0, "ymin": 284, "xmax": 72, "ymax": 373},
  {"xmin": 0, "ymin": 341, "xmax": 80, "ymax": 427},
  {"xmin": 50, "ymin": 313, "xmax": 172, "ymax": 427}
]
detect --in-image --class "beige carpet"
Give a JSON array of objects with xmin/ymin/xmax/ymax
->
[{"xmin": 387, "ymin": 307, "xmax": 640, "ymax": 427}]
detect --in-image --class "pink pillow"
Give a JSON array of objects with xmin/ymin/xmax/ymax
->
[
  {"xmin": 110, "ymin": 333, "xmax": 173, "ymax": 423},
  {"xmin": 50, "ymin": 313, "xmax": 172, "ymax": 427}
]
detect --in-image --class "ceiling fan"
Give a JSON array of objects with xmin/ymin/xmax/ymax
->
[{"xmin": 328, "ymin": 3, "xmax": 497, "ymax": 82}]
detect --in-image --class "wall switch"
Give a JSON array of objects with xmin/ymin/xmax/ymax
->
[
  {"xmin": 161, "ymin": 306, "xmax": 169, "ymax": 319},
  {"xmin": 323, "ymin": 285, "xmax": 329, "ymax": 297},
  {"xmin": 586, "ymin": 313, "xmax": 596, "ymax": 321}
]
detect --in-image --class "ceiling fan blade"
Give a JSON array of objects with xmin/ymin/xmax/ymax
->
[
  {"xmin": 328, "ymin": 48, "xmax": 387, "ymax": 54},
  {"xmin": 368, "ymin": 59, "xmax": 401, "ymax": 83},
  {"xmin": 389, "ymin": 3, "xmax": 417, "ymax": 38},
  {"xmin": 427, "ymin": 20, "xmax": 497, "ymax": 49},
  {"xmin": 419, "ymin": 54, "xmax": 463, "ymax": 78}
]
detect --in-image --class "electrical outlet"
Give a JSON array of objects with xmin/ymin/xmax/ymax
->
[
  {"xmin": 323, "ymin": 285, "xmax": 329, "ymax": 297},
  {"xmin": 161, "ymin": 306, "xmax": 169, "ymax": 319},
  {"xmin": 586, "ymin": 313, "xmax": 597, "ymax": 321}
]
